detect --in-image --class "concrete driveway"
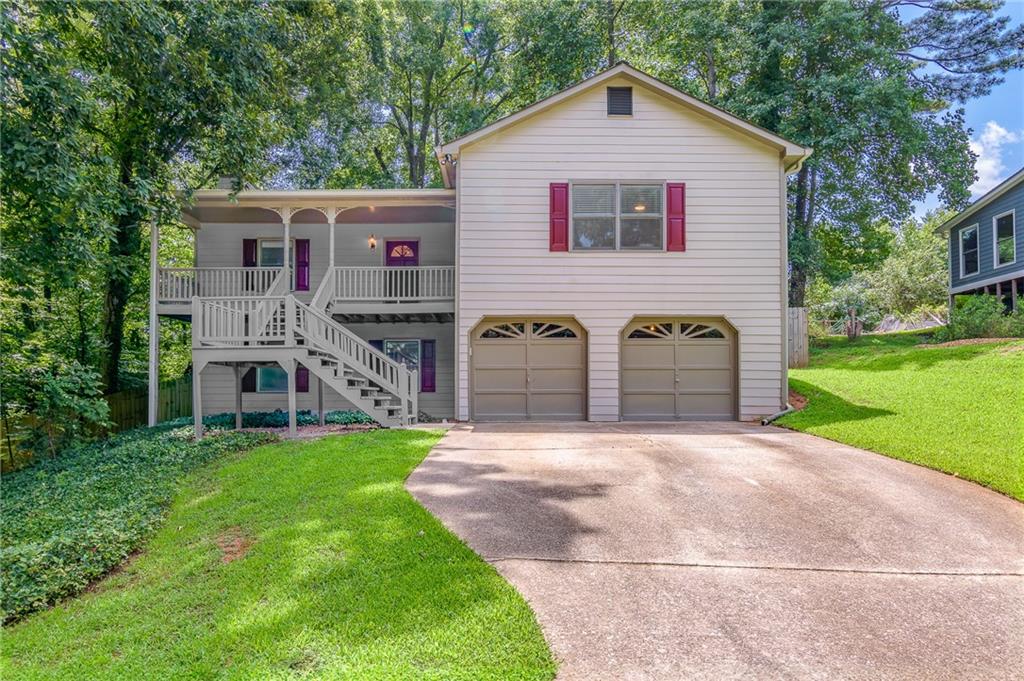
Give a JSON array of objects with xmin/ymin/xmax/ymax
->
[{"xmin": 406, "ymin": 422, "xmax": 1024, "ymax": 680}]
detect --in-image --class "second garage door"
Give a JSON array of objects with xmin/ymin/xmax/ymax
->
[
  {"xmin": 621, "ymin": 319, "xmax": 736, "ymax": 420},
  {"xmin": 471, "ymin": 318, "xmax": 586, "ymax": 421}
]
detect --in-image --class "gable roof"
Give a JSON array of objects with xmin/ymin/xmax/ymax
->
[
  {"xmin": 435, "ymin": 62, "xmax": 813, "ymax": 187},
  {"xmin": 934, "ymin": 166, "xmax": 1024, "ymax": 234}
]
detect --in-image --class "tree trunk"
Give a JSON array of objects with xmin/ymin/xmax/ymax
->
[
  {"xmin": 100, "ymin": 208, "xmax": 142, "ymax": 392},
  {"xmin": 606, "ymin": 0, "xmax": 617, "ymax": 67},
  {"xmin": 705, "ymin": 48, "xmax": 717, "ymax": 101},
  {"xmin": 789, "ymin": 165, "xmax": 811, "ymax": 308}
]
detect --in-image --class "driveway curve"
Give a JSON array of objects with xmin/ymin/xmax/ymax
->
[{"xmin": 406, "ymin": 422, "xmax": 1024, "ymax": 680}]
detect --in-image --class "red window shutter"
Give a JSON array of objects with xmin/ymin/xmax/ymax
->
[
  {"xmin": 549, "ymin": 183, "xmax": 569, "ymax": 251},
  {"xmin": 241, "ymin": 368, "xmax": 256, "ymax": 392},
  {"xmin": 666, "ymin": 183, "xmax": 686, "ymax": 252},
  {"xmin": 296, "ymin": 366, "xmax": 309, "ymax": 392},
  {"xmin": 295, "ymin": 239, "xmax": 310, "ymax": 291},
  {"xmin": 243, "ymin": 239, "xmax": 258, "ymax": 267},
  {"xmin": 420, "ymin": 339, "xmax": 436, "ymax": 393}
]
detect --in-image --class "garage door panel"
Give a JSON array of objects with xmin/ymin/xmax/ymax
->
[
  {"xmin": 474, "ymin": 393, "xmax": 528, "ymax": 420},
  {"xmin": 677, "ymin": 368, "xmax": 731, "ymax": 391},
  {"xmin": 622, "ymin": 394, "xmax": 675, "ymax": 419},
  {"xmin": 676, "ymin": 393, "xmax": 733, "ymax": 419},
  {"xmin": 674, "ymin": 344, "xmax": 731, "ymax": 366},
  {"xmin": 621, "ymin": 368, "xmax": 675, "ymax": 391},
  {"xmin": 530, "ymin": 393, "xmax": 585, "ymax": 419},
  {"xmin": 475, "ymin": 368, "xmax": 527, "ymax": 391},
  {"xmin": 622, "ymin": 344, "xmax": 674, "ymax": 368},
  {"xmin": 531, "ymin": 368, "xmax": 585, "ymax": 390},
  {"xmin": 529, "ymin": 343, "xmax": 584, "ymax": 367},
  {"xmin": 474, "ymin": 344, "xmax": 527, "ymax": 365}
]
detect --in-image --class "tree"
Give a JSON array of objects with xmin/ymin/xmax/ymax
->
[{"xmin": 871, "ymin": 211, "xmax": 951, "ymax": 315}]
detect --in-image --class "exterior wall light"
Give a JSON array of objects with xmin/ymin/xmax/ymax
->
[{"xmin": 368, "ymin": 234, "xmax": 377, "ymax": 251}]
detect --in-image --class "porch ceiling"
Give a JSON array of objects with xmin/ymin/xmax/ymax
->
[{"xmin": 179, "ymin": 188, "xmax": 455, "ymax": 225}]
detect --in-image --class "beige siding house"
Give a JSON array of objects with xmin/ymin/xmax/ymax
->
[{"xmin": 150, "ymin": 64, "xmax": 810, "ymax": 434}]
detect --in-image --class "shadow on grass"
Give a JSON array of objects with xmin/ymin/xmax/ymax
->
[{"xmin": 780, "ymin": 379, "xmax": 894, "ymax": 429}]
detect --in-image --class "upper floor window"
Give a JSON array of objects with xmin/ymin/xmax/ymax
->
[
  {"xmin": 994, "ymin": 210, "xmax": 1016, "ymax": 267},
  {"xmin": 959, "ymin": 225, "xmax": 979, "ymax": 277},
  {"xmin": 572, "ymin": 182, "xmax": 663, "ymax": 251}
]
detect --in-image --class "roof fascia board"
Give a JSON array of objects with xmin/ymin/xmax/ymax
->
[{"xmin": 934, "ymin": 168, "xmax": 1024, "ymax": 234}]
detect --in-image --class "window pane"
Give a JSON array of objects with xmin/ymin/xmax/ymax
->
[
  {"xmin": 257, "ymin": 367, "xmax": 288, "ymax": 392},
  {"xmin": 961, "ymin": 228, "xmax": 978, "ymax": 274},
  {"xmin": 573, "ymin": 217, "xmax": 615, "ymax": 249},
  {"xmin": 384, "ymin": 340, "xmax": 420, "ymax": 371},
  {"xmin": 621, "ymin": 185, "xmax": 662, "ymax": 215},
  {"xmin": 480, "ymin": 323, "xmax": 525, "ymax": 339},
  {"xmin": 963, "ymin": 249, "xmax": 978, "ymax": 274},
  {"xmin": 573, "ymin": 185, "xmax": 614, "ymax": 214},
  {"xmin": 996, "ymin": 214, "xmax": 1015, "ymax": 265},
  {"xmin": 260, "ymin": 241, "xmax": 284, "ymax": 267},
  {"xmin": 620, "ymin": 218, "xmax": 662, "ymax": 249},
  {"xmin": 961, "ymin": 227, "xmax": 977, "ymax": 251}
]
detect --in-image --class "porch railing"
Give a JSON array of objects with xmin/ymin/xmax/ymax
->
[
  {"xmin": 326, "ymin": 266, "xmax": 455, "ymax": 303},
  {"xmin": 158, "ymin": 267, "xmax": 283, "ymax": 302},
  {"xmin": 192, "ymin": 296, "xmax": 289, "ymax": 346}
]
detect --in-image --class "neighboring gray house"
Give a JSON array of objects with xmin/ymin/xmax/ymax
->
[
  {"xmin": 936, "ymin": 167, "xmax": 1023, "ymax": 312},
  {"xmin": 147, "ymin": 64, "xmax": 813, "ymax": 434}
]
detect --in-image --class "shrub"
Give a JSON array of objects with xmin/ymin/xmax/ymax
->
[
  {"xmin": 200, "ymin": 409, "xmax": 375, "ymax": 429},
  {"xmin": 0, "ymin": 424, "xmax": 274, "ymax": 622},
  {"xmin": 934, "ymin": 295, "xmax": 1023, "ymax": 342}
]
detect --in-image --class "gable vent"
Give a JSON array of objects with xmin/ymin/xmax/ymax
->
[{"xmin": 607, "ymin": 87, "xmax": 633, "ymax": 116}]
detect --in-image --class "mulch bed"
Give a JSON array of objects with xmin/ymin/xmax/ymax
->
[{"xmin": 788, "ymin": 388, "xmax": 808, "ymax": 411}]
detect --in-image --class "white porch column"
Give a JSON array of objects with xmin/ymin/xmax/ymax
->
[
  {"xmin": 193, "ymin": 360, "xmax": 204, "ymax": 440},
  {"xmin": 283, "ymin": 212, "xmax": 291, "ymax": 291},
  {"xmin": 328, "ymin": 205, "xmax": 336, "ymax": 269},
  {"xmin": 148, "ymin": 218, "xmax": 160, "ymax": 427},
  {"xmin": 234, "ymin": 365, "xmax": 243, "ymax": 430},
  {"xmin": 283, "ymin": 358, "xmax": 298, "ymax": 436}
]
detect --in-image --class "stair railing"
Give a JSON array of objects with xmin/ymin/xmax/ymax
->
[
  {"xmin": 292, "ymin": 296, "xmax": 417, "ymax": 424},
  {"xmin": 310, "ymin": 267, "xmax": 336, "ymax": 312}
]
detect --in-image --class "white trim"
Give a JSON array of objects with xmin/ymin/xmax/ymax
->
[
  {"xmin": 935, "ymin": 167, "xmax": 1024, "ymax": 234},
  {"xmin": 569, "ymin": 180, "xmax": 666, "ymax": 252},
  {"xmin": 958, "ymin": 224, "xmax": 980, "ymax": 278},
  {"xmin": 949, "ymin": 271, "xmax": 1022, "ymax": 295},
  {"xmin": 992, "ymin": 209, "xmax": 1017, "ymax": 269}
]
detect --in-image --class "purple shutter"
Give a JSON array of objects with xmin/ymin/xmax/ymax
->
[
  {"xmin": 666, "ymin": 183, "xmax": 686, "ymax": 252},
  {"xmin": 369, "ymin": 340, "xmax": 384, "ymax": 352},
  {"xmin": 242, "ymin": 368, "xmax": 256, "ymax": 392},
  {"xmin": 243, "ymin": 239, "xmax": 258, "ymax": 267},
  {"xmin": 550, "ymin": 183, "xmax": 569, "ymax": 251},
  {"xmin": 420, "ymin": 339, "xmax": 436, "ymax": 393},
  {"xmin": 295, "ymin": 239, "xmax": 310, "ymax": 291},
  {"xmin": 296, "ymin": 365, "xmax": 309, "ymax": 392}
]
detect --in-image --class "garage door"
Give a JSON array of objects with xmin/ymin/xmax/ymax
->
[
  {"xmin": 471, "ymin": 319, "xmax": 586, "ymax": 421},
  {"xmin": 621, "ymin": 319, "xmax": 736, "ymax": 420}
]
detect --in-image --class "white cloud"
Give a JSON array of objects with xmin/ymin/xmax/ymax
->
[{"xmin": 970, "ymin": 121, "xmax": 1021, "ymax": 196}]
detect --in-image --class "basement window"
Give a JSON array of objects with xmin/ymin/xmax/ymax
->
[{"xmin": 607, "ymin": 87, "xmax": 633, "ymax": 116}]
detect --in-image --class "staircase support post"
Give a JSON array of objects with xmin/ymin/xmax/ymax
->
[
  {"xmin": 234, "ymin": 365, "xmax": 243, "ymax": 430},
  {"xmin": 284, "ymin": 358, "xmax": 297, "ymax": 436},
  {"xmin": 317, "ymin": 376, "xmax": 325, "ymax": 426},
  {"xmin": 193, "ymin": 361, "xmax": 204, "ymax": 440}
]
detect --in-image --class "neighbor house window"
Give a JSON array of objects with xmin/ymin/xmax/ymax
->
[
  {"xmin": 257, "ymin": 367, "xmax": 288, "ymax": 393},
  {"xmin": 572, "ymin": 182, "xmax": 663, "ymax": 251},
  {"xmin": 959, "ymin": 225, "xmax": 979, "ymax": 277},
  {"xmin": 994, "ymin": 210, "xmax": 1016, "ymax": 267}
]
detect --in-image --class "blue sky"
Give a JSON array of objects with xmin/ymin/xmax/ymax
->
[{"xmin": 912, "ymin": 1, "xmax": 1024, "ymax": 214}]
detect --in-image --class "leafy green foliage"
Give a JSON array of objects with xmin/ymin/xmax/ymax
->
[
  {"xmin": 780, "ymin": 331, "xmax": 1024, "ymax": 500},
  {"xmin": 202, "ymin": 409, "xmax": 376, "ymax": 429},
  {"xmin": 934, "ymin": 295, "xmax": 1024, "ymax": 342},
  {"xmin": 0, "ymin": 425, "xmax": 274, "ymax": 622},
  {"xmin": 1, "ymin": 431, "xmax": 557, "ymax": 680}
]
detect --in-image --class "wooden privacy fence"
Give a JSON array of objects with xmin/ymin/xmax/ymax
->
[
  {"xmin": 105, "ymin": 376, "xmax": 192, "ymax": 432},
  {"xmin": 788, "ymin": 307, "xmax": 809, "ymax": 368}
]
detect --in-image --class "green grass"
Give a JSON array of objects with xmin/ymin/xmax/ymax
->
[
  {"xmin": 1, "ymin": 430, "xmax": 556, "ymax": 680},
  {"xmin": 779, "ymin": 331, "xmax": 1024, "ymax": 501}
]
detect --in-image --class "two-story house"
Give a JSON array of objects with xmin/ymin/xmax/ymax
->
[
  {"xmin": 146, "ymin": 64, "xmax": 813, "ymax": 435},
  {"xmin": 936, "ymin": 167, "xmax": 1023, "ymax": 313}
]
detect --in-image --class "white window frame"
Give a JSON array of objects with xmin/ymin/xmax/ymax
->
[
  {"xmin": 992, "ymin": 209, "xmax": 1016, "ymax": 269},
  {"xmin": 257, "ymin": 237, "xmax": 295, "ymax": 287},
  {"xmin": 959, "ymin": 224, "xmax": 979, "ymax": 277},
  {"xmin": 256, "ymin": 366, "xmax": 288, "ymax": 393},
  {"xmin": 569, "ymin": 181, "xmax": 666, "ymax": 252}
]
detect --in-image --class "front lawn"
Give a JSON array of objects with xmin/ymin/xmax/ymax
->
[
  {"xmin": 1, "ymin": 430, "xmax": 556, "ymax": 680},
  {"xmin": 779, "ymin": 332, "xmax": 1024, "ymax": 501}
]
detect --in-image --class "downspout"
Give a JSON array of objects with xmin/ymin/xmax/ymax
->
[{"xmin": 762, "ymin": 403, "xmax": 794, "ymax": 426}]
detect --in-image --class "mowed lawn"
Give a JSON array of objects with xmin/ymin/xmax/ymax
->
[
  {"xmin": 1, "ymin": 430, "xmax": 556, "ymax": 680},
  {"xmin": 779, "ymin": 332, "xmax": 1024, "ymax": 501}
]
